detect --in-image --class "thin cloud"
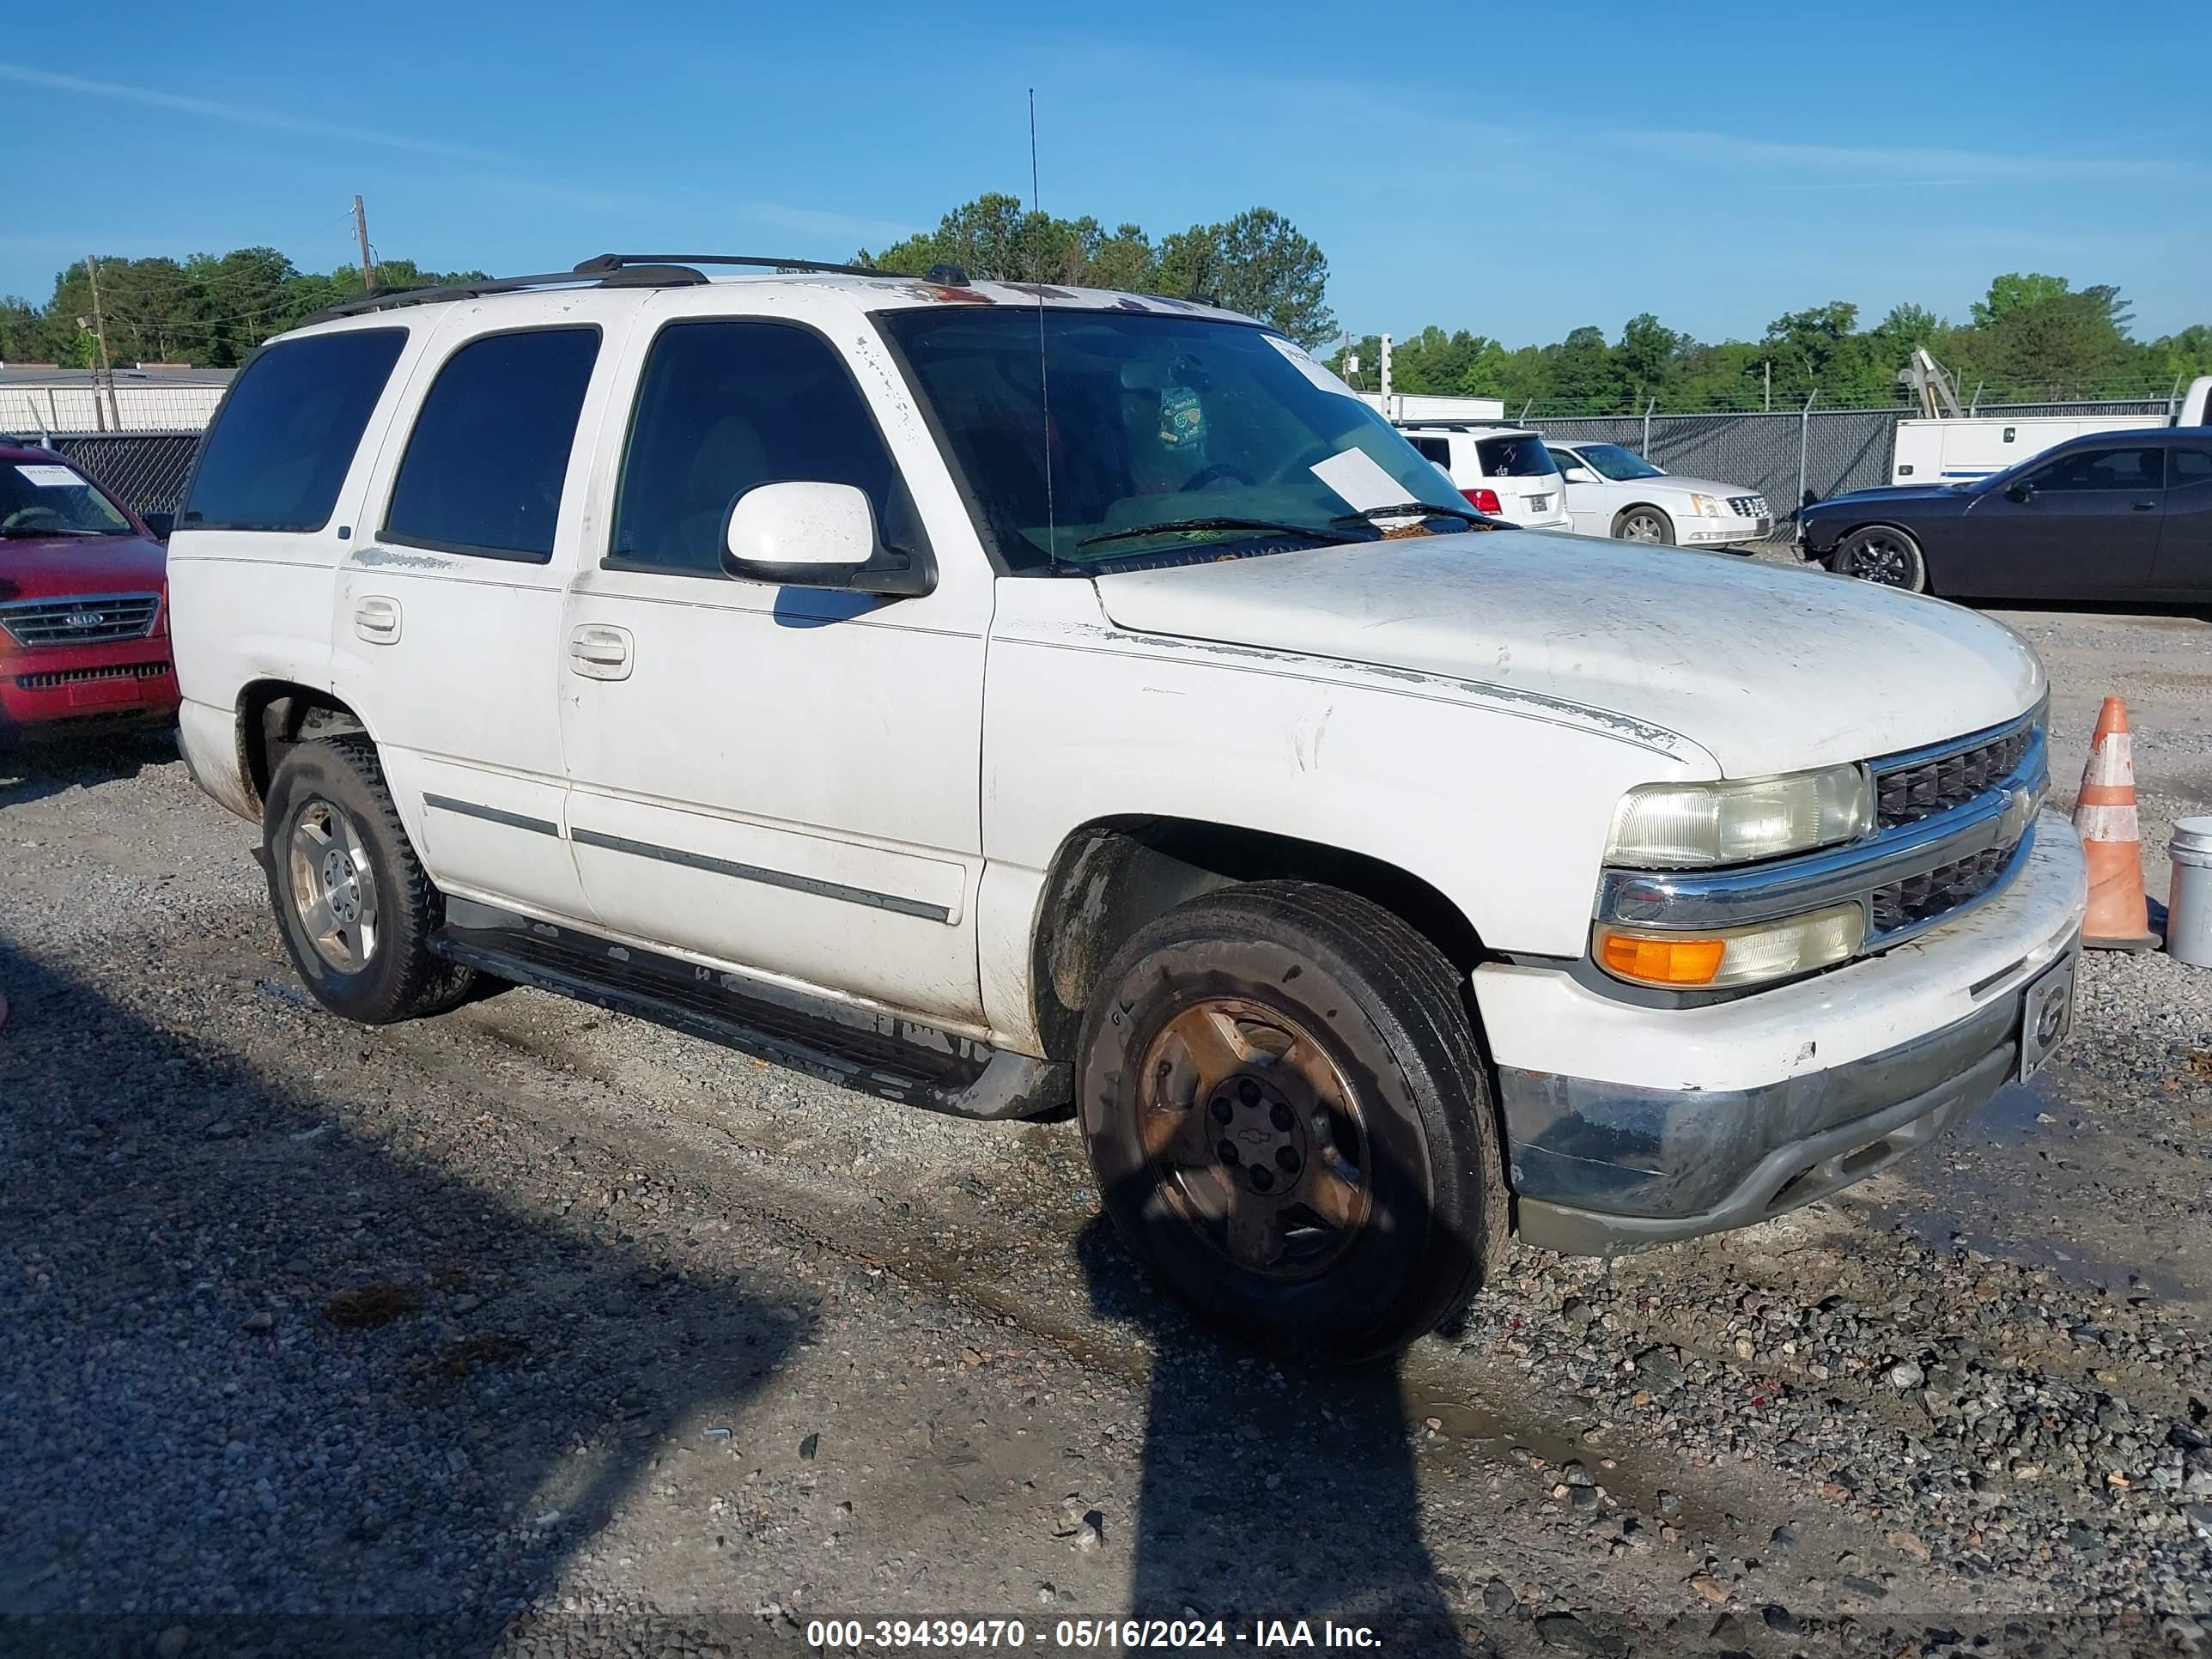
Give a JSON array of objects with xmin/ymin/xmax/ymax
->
[
  {"xmin": 0, "ymin": 62, "xmax": 495, "ymax": 160},
  {"xmin": 1601, "ymin": 125, "xmax": 2195, "ymax": 184}
]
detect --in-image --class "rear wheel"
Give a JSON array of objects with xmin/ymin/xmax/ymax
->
[
  {"xmin": 1615, "ymin": 506, "xmax": 1674, "ymax": 544},
  {"xmin": 1077, "ymin": 882, "xmax": 1505, "ymax": 1362},
  {"xmin": 263, "ymin": 735, "xmax": 476, "ymax": 1024},
  {"xmin": 1835, "ymin": 525, "xmax": 1928, "ymax": 592}
]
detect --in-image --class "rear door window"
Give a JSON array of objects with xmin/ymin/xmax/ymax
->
[
  {"xmin": 1476, "ymin": 435, "xmax": 1557, "ymax": 477},
  {"xmin": 180, "ymin": 329, "xmax": 406, "ymax": 532},
  {"xmin": 2168, "ymin": 448, "xmax": 2212, "ymax": 486},
  {"xmin": 383, "ymin": 327, "xmax": 602, "ymax": 562}
]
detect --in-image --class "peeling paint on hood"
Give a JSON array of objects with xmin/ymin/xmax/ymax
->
[{"xmin": 1091, "ymin": 532, "xmax": 2045, "ymax": 778}]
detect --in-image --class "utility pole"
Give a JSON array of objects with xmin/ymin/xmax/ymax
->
[
  {"xmin": 353, "ymin": 195, "xmax": 375, "ymax": 291},
  {"xmin": 82, "ymin": 254, "xmax": 119, "ymax": 433},
  {"xmin": 1763, "ymin": 359, "xmax": 1772, "ymax": 412}
]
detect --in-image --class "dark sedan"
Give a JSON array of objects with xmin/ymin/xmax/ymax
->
[{"xmin": 1799, "ymin": 428, "xmax": 2212, "ymax": 599}]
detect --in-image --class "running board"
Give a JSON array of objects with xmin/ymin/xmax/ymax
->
[{"xmin": 428, "ymin": 903, "xmax": 1069, "ymax": 1121}]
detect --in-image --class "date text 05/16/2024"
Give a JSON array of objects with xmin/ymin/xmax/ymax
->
[{"xmin": 805, "ymin": 1618, "xmax": 1386, "ymax": 1649}]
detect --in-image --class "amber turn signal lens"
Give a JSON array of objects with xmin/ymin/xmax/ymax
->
[
  {"xmin": 1599, "ymin": 933, "xmax": 1727, "ymax": 986},
  {"xmin": 1595, "ymin": 904, "xmax": 1865, "ymax": 991}
]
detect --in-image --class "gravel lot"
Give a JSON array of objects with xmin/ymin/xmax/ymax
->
[{"xmin": 3, "ymin": 589, "xmax": 2209, "ymax": 1658}]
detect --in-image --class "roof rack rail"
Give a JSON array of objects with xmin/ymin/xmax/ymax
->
[
  {"xmin": 573, "ymin": 252, "xmax": 891, "ymax": 279},
  {"xmin": 301, "ymin": 252, "xmax": 908, "ymax": 326}
]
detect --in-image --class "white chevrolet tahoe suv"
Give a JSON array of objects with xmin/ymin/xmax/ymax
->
[{"xmin": 167, "ymin": 253, "xmax": 2087, "ymax": 1359}]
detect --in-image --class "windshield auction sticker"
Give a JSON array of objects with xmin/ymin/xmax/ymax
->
[
  {"xmin": 14, "ymin": 464, "xmax": 85, "ymax": 488},
  {"xmin": 1309, "ymin": 446, "xmax": 1413, "ymax": 513},
  {"xmin": 1261, "ymin": 333, "xmax": 1360, "ymax": 400}
]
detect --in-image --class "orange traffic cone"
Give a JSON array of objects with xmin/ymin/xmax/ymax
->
[{"xmin": 2073, "ymin": 696, "xmax": 2161, "ymax": 951}]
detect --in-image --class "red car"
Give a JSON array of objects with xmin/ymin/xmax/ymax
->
[{"xmin": 0, "ymin": 441, "xmax": 180, "ymax": 747}]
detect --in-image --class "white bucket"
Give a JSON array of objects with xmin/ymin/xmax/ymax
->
[{"xmin": 2170, "ymin": 817, "xmax": 2212, "ymax": 969}]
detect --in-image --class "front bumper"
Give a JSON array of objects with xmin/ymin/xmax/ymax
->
[
  {"xmin": 1685, "ymin": 516, "xmax": 1771, "ymax": 544},
  {"xmin": 0, "ymin": 639, "xmax": 179, "ymax": 744},
  {"xmin": 1477, "ymin": 813, "xmax": 2086, "ymax": 1254}
]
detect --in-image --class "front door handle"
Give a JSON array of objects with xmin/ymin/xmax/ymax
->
[
  {"xmin": 354, "ymin": 596, "xmax": 401, "ymax": 644},
  {"xmin": 568, "ymin": 623, "xmax": 633, "ymax": 682},
  {"xmin": 2131, "ymin": 501, "xmax": 2157, "ymax": 512}
]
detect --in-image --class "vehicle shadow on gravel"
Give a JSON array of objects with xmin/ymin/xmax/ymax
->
[
  {"xmin": 0, "ymin": 728, "xmax": 176, "ymax": 810},
  {"xmin": 0, "ymin": 939, "xmax": 807, "ymax": 1657},
  {"xmin": 1075, "ymin": 1209, "xmax": 1470, "ymax": 1654}
]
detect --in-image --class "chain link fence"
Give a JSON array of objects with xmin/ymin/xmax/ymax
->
[{"xmin": 45, "ymin": 434, "xmax": 203, "ymax": 517}]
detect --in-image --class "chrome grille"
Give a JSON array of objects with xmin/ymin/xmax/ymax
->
[
  {"xmin": 1875, "ymin": 724, "xmax": 2034, "ymax": 830},
  {"xmin": 1872, "ymin": 838, "xmax": 2021, "ymax": 934},
  {"xmin": 0, "ymin": 593, "xmax": 161, "ymax": 647},
  {"xmin": 15, "ymin": 659, "xmax": 171, "ymax": 690},
  {"xmin": 1729, "ymin": 495, "xmax": 1769, "ymax": 519}
]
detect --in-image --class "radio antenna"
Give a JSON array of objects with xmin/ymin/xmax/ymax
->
[{"xmin": 1030, "ymin": 86, "xmax": 1057, "ymax": 563}]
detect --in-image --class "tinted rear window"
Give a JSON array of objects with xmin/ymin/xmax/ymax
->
[
  {"xmin": 1475, "ymin": 435, "xmax": 1556, "ymax": 477},
  {"xmin": 181, "ymin": 330, "xmax": 406, "ymax": 532},
  {"xmin": 383, "ymin": 327, "xmax": 600, "ymax": 562}
]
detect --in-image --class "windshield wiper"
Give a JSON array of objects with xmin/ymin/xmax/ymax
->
[
  {"xmin": 0, "ymin": 526, "xmax": 106, "ymax": 538},
  {"xmin": 1328, "ymin": 501, "xmax": 1486, "ymax": 528},
  {"xmin": 1074, "ymin": 516, "xmax": 1344, "ymax": 552}
]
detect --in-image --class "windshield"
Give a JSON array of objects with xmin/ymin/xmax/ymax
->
[
  {"xmin": 0, "ymin": 459, "xmax": 137, "ymax": 538},
  {"xmin": 877, "ymin": 308, "xmax": 1467, "ymax": 568},
  {"xmin": 1571, "ymin": 443, "xmax": 1666, "ymax": 482},
  {"xmin": 1473, "ymin": 434, "xmax": 1558, "ymax": 478}
]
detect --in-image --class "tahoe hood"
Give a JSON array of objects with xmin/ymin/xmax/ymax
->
[{"xmin": 1091, "ymin": 531, "xmax": 2042, "ymax": 778}]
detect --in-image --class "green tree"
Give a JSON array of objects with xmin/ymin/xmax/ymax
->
[
  {"xmin": 1545, "ymin": 325, "xmax": 1626, "ymax": 410},
  {"xmin": 1155, "ymin": 208, "xmax": 1334, "ymax": 346},
  {"xmin": 1612, "ymin": 313, "xmax": 1684, "ymax": 404},
  {"xmin": 1970, "ymin": 272, "xmax": 2073, "ymax": 328},
  {"xmin": 1958, "ymin": 283, "xmax": 2139, "ymax": 392}
]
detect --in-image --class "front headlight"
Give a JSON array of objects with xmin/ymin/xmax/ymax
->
[
  {"xmin": 1687, "ymin": 493, "xmax": 1723, "ymax": 517},
  {"xmin": 1596, "ymin": 903, "xmax": 1865, "ymax": 989},
  {"xmin": 1606, "ymin": 763, "xmax": 1873, "ymax": 867}
]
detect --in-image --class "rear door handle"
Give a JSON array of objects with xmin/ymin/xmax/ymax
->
[
  {"xmin": 2131, "ymin": 501, "xmax": 2157, "ymax": 512},
  {"xmin": 354, "ymin": 596, "xmax": 401, "ymax": 643},
  {"xmin": 568, "ymin": 623, "xmax": 633, "ymax": 681}
]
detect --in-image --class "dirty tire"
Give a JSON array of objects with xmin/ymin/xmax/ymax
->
[
  {"xmin": 1835, "ymin": 524, "xmax": 1929, "ymax": 592},
  {"xmin": 262, "ymin": 734, "xmax": 476, "ymax": 1025},
  {"xmin": 1078, "ymin": 881, "xmax": 1505, "ymax": 1363},
  {"xmin": 1614, "ymin": 506, "xmax": 1674, "ymax": 545}
]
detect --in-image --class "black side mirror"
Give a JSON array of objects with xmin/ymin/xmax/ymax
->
[
  {"xmin": 2004, "ymin": 483, "xmax": 2034, "ymax": 505},
  {"xmin": 141, "ymin": 511, "xmax": 174, "ymax": 542}
]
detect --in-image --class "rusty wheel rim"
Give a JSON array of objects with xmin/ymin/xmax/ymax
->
[{"xmin": 1135, "ymin": 996, "xmax": 1373, "ymax": 1279}]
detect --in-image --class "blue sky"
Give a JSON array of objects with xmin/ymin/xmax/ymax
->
[{"xmin": 7, "ymin": 0, "xmax": 2208, "ymax": 348}]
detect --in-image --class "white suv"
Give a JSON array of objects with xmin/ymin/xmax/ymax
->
[
  {"xmin": 1397, "ymin": 424, "xmax": 1573, "ymax": 531},
  {"xmin": 167, "ymin": 253, "xmax": 2084, "ymax": 1358},
  {"xmin": 1545, "ymin": 439, "xmax": 1771, "ymax": 549}
]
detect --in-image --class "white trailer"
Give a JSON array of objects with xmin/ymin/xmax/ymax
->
[
  {"xmin": 1891, "ymin": 375, "xmax": 2212, "ymax": 486},
  {"xmin": 1357, "ymin": 392, "xmax": 1506, "ymax": 424}
]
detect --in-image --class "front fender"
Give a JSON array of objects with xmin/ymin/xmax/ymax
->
[{"xmin": 982, "ymin": 594, "xmax": 1714, "ymax": 963}]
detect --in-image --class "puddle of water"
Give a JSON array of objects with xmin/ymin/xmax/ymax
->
[{"xmin": 1972, "ymin": 1074, "xmax": 2074, "ymax": 1145}]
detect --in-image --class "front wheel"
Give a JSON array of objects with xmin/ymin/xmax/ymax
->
[
  {"xmin": 1834, "ymin": 525, "xmax": 1928, "ymax": 591},
  {"xmin": 1077, "ymin": 882, "xmax": 1505, "ymax": 1362},
  {"xmin": 1614, "ymin": 507, "xmax": 1674, "ymax": 545}
]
